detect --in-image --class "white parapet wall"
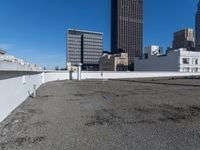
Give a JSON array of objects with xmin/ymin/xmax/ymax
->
[
  {"xmin": 81, "ymin": 71, "xmax": 200, "ymax": 79},
  {"xmin": 0, "ymin": 71, "xmax": 69, "ymax": 122},
  {"xmin": 44, "ymin": 71, "xmax": 70, "ymax": 83},
  {"xmin": 1, "ymin": 70, "xmax": 200, "ymax": 122}
]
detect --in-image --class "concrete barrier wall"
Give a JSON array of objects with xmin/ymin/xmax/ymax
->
[
  {"xmin": 82, "ymin": 71, "xmax": 200, "ymax": 79},
  {"xmin": 1, "ymin": 70, "xmax": 200, "ymax": 122},
  {"xmin": 44, "ymin": 72, "xmax": 70, "ymax": 82},
  {"xmin": 0, "ymin": 71, "xmax": 69, "ymax": 122},
  {"xmin": 0, "ymin": 73, "xmax": 42, "ymax": 122}
]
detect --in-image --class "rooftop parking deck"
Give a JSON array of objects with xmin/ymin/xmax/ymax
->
[{"xmin": 1, "ymin": 78, "xmax": 200, "ymax": 150}]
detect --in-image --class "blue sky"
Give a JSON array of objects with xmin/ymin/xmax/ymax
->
[{"xmin": 0, "ymin": 0, "xmax": 198, "ymax": 69}]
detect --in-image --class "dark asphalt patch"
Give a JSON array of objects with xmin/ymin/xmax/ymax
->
[
  {"xmin": 37, "ymin": 95, "xmax": 51, "ymax": 98},
  {"xmin": 85, "ymin": 109, "xmax": 123, "ymax": 126},
  {"xmin": 74, "ymin": 93, "xmax": 87, "ymax": 97},
  {"xmin": 0, "ymin": 136, "xmax": 46, "ymax": 150},
  {"xmin": 134, "ymin": 104, "xmax": 200, "ymax": 123},
  {"xmin": 31, "ymin": 120, "xmax": 49, "ymax": 128},
  {"xmin": 85, "ymin": 104, "xmax": 200, "ymax": 127}
]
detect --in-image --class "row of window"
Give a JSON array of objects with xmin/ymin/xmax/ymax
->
[
  {"xmin": 182, "ymin": 58, "xmax": 199, "ymax": 65},
  {"xmin": 83, "ymin": 51, "xmax": 102, "ymax": 54},
  {"xmin": 181, "ymin": 68, "xmax": 200, "ymax": 72},
  {"xmin": 68, "ymin": 39, "xmax": 80, "ymax": 43},
  {"xmin": 68, "ymin": 50, "xmax": 102, "ymax": 54},
  {"xmin": 84, "ymin": 56, "xmax": 101, "ymax": 59},
  {"xmin": 68, "ymin": 46, "xmax": 81, "ymax": 49},
  {"xmin": 83, "ymin": 35, "xmax": 103, "ymax": 40},
  {"xmin": 83, "ymin": 43, "xmax": 103, "ymax": 46},
  {"xmin": 83, "ymin": 38, "xmax": 103, "ymax": 42},
  {"xmin": 83, "ymin": 47, "xmax": 103, "ymax": 50},
  {"xmin": 68, "ymin": 43, "xmax": 102, "ymax": 47}
]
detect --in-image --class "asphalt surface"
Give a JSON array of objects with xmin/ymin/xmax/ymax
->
[{"xmin": 1, "ymin": 78, "xmax": 200, "ymax": 150}]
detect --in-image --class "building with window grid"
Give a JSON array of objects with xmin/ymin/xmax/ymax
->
[
  {"xmin": 67, "ymin": 29, "xmax": 103, "ymax": 70},
  {"xmin": 173, "ymin": 28, "xmax": 195, "ymax": 51},
  {"xmin": 196, "ymin": 0, "xmax": 200, "ymax": 51},
  {"xmin": 111, "ymin": 0, "xmax": 143, "ymax": 70}
]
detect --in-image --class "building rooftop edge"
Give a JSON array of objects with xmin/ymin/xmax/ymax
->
[
  {"xmin": 174, "ymin": 28, "xmax": 194, "ymax": 33},
  {"xmin": 67, "ymin": 29, "xmax": 103, "ymax": 35}
]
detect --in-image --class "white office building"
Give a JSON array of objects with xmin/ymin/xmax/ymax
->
[{"xmin": 135, "ymin": 45, "xmax": 200, "ymax": 72}]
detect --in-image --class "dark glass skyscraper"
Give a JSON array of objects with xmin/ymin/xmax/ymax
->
[
  {"xmin": 196, "ymin": 0, "xmax": 200, "ymax": 51},
  {"xmin": 111, "ymin": 0, "xmax": 143, "ymax": 69}
]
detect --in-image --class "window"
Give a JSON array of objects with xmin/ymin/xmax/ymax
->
[
  {"xmin": 192, "ymin": 59, "xmax": 198, "ymax": 65},
  {"xmin": 191, "ymin": 68, "xmax": 198, "ymax": 72},
  {"xmin": 144, "ymin": 53, "xmax": 148, "ymax": 59},
  {"xmin": 195, "ymin": 59, "xmax": 198, "ymax": 65},
  {"xmin": 183, "ymin": 68, "xmax": 190, "ymax": 72},
  {"xmin": 182, "ymin": 58, "xmax": 189, "ymax": 64}
]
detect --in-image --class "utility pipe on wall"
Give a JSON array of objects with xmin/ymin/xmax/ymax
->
[{"xmin": 77, "ymin": 63, "xmax": 82, "ymax": 81}]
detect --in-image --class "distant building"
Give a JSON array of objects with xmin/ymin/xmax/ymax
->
[
  {"xmin": 196, "ymin": 0, "xmax": 200, "ymax": 51},
  {"xmin": 99, "ymin": 53, "xmax": 128, "ymax": 71},
  {"xmin": 67, "ymin": 29, "xmax": 103, "ymax": 70},
  {"xmin": 0, "ymin": 49, "xmax": 6, "ymax": 55},
  {"xmin": 111, "ymin": 0, "xmax": 143, "ymax": 70},
  {"xmin": 173, "ymin": 28, "xmax": 195, "ymax": 51},
  {"xmin": 144, "ymin": 45, "xmax": 163, "ymax": 56},
  {"xmin": 66, "ymin": 62, "xmax": 78, "ymax": 72},
  {"xmin": 135, "ymin": 46, "xmax": 200, "ymax": 72},
  {"xmin": 0, "ymin": 51, "xmax": 41, "ymax": 70}
]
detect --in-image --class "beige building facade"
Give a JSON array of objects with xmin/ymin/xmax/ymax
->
[{"xmin": 99, "ymin": 53, "xmax": 128, "ymax": 71}]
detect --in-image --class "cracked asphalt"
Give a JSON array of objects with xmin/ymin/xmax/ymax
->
[{"xmin": 1, "ymin": 78, "xmax": 200, "ymax": 150}]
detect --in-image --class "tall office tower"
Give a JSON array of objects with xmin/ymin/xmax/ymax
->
[
  {"xmin": 196, "ymin": 0, "xmax": 200, "ymax": 51},
  {"xmin": 67, "ymin": 29, "xmax": 103, "ymax": 70},
  {"xmin": 111, "ymin": 0, "xmax": 143, "ymax": 70},
  {"xmin": 173, "ymin": 28, "xmax": 195, "ymax": 51}
]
